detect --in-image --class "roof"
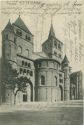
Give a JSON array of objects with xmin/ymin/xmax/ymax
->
[
  {"xmin": 48, "ymin": 23, "xmax": 55, "ymax": 38},
  {"xmin": 62, "ymin": 55, "xmax": 69, "ymax": 64},
  {"xmin": 13, "ymin": 16, "xmax": 33, "ymax": 35},
  {"xmin": 42, "ymin": 23, "xmax": 63, "ymax": 46},
  {"xmin": 17, "ymin": 54, "xmax": 34, "ymax": 62},
  {"xmin": 3, "ymin": 20, "xmax": 14, "ymax": 32},
  {"xmin": 34, "ymin": 57, "xmax": 60, "ymax": 64},
  {"xmin": 32, "ymin": 52, "xmax": 47, "ymax": 60}
]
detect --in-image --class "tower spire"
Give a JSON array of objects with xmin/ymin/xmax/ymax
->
[
  {"xmin": 19, "ymin": 12, "xmax": 21, "ymax": 17},
  {"xmin": 9, "ymin": 19, "xmax": 10, "ymax": 23},
  {"xmin": 62, "ymin": 54, "xmax": 69, "ymax": 65},
  {"xmin": 51, "ymin": 15, "xmax": 53, "ymax": 26},
  {"xmin": 48, "ymin": 16, "xmax": 55, "ymax": 38}
]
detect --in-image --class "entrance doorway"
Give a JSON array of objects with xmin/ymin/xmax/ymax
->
[
  {"xmin": 27, "ymin": 84, "xmax": 31, "ymax": 102},
  {"xmin": 59, "ymin": 85, "xmax": 63, "ymax": 101},
  {"xmin": 23, "ymin": 81, "xmax": 33, "ymax": 102},
  {"xmin": 23, "ymin": 94, "xmax": 27, "ymax": 102}
]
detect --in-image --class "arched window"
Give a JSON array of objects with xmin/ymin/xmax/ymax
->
[
  {"xmin": 25, "ymin": 62, "xmax": 27, "ymax": 66},
  {"xmin": 59, "ymin": 85, "xmax": 63, "ymax": 101},
  {"xmin": 25, "ymin": 35, "xmax": 31, "ymax": 41},
  {"xmin": 30, "ymin": 71, "xmax": 33, "ymax": 76},
  {"xmin": 23, "ymin": 69, "xmax": 26, "ymax": 74},
  {"xmin": 16, "ymin": 29, "xmax": 22, "ymax": 36},
  {"xmin": 22, "ymin": 60, "xmax": 24, "ymax": 66},
  {"xmin": 25, "ymin": 49, "xmax": 29, "ymax": 57},
  {"xmin": 27, "ymin": 70, "xmax": 29, "ymax": 75},
  {"xmin": 55, "ymin": 76, "xmax": 57, "ymax": 86},
  {"xmin": 41, "ymin": 75, "xmax": 45, "ymax": 85},
  {"xmin": 58, "ymin": 44, "xmax": 61, "ymax": 50},
  {"xmin": 28, "ymin": 63, "xmax": 31, "ymax": 68},
  {"xmin": 17, "ymin": 46, "xmax": 22, "ymax": 54},
  {"xmin": 20, "ymin": 68, "xmax": 23, "ymax": 74}
]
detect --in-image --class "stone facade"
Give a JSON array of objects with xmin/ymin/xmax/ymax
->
[
  {"xmin": 1, "ymin": 16, "xmax": 83, "ymax": 104},
  {"xmin": 70, "ymin": 71, "xmax": 83, "ymax": 100},
  {"xmin": 35, "ymin": 58, "xmax": 64, "ymax": 102}
]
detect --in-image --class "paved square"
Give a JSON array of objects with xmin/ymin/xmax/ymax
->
[{"xmin": 0, "ymin": 107, "xmax": 83, "ymax": 125}]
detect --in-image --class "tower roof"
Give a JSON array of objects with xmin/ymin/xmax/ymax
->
[
  {"xmin": 62, "ymin": 54, "xmax": 69, "ymax": 64},
  {"xmin": 48, "ymin": 23, "xmax": 55, "ymax": 38},
  {"xmin": 13, "ymin": 16, "xmax": 33, "ymax": 35},
  {"xmin": 3, "ymin": 20, "xmax": 14, "ymax": 32}
]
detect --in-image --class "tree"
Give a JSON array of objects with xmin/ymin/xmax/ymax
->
[{"xmin": 2, "ymin": 62, "xmax": 30, "ymax": 104}]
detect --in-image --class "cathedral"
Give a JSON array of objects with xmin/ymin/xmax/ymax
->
[{"xmin": 0, "ymin": 16, "xmax": 83, "ymax": 104}]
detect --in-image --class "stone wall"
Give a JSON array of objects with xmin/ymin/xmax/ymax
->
[{"xmin": 35, "ymin": 59, "xmax": 64, "ymax": 102}]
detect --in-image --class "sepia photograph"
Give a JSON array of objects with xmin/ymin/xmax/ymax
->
[{"xmin": 0, "ymin": 0, "xmax": 83, "ymax": 125}]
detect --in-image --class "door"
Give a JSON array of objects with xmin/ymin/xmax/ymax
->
[
  {"xmin": 59, "ymin": 85, "xmax": 63, "ymax": 101},
  {"xmin": 23, "ymin": 94, "xmax": 27, "ymax": 102}
]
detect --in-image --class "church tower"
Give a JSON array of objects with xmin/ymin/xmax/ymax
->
[
  {"xmin": 1, "ymin": 20, "xmax": 17, "ymax": 103},
  {"xmin": 2, "ymin": 20, "xmax": 17, "ymax": 79},
  {"xmin": 42, "ymin": 23, "xmax": 63, "ymax": 63},
  {"xmin": 62, "ymin": 55, "xmax": 70, "ymax": 101}
]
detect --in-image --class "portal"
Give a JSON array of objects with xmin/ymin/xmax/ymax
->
[{"xmin": 23, "ymin": 94, "xmax": 27, "ymax": 102}]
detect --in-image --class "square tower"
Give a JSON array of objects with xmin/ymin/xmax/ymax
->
[{"xmin": 42, "ymin": 23, "xmax": 63, "ymax": 63}]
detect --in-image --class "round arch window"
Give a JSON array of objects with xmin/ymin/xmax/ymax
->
[
  {"xmin": 25, "ymin": 49, "xmax": 29, "ymax": 57},
  {"xmin": 17, "ymin": 46, "xmax": 22, "ymax": 54},
  {"xmin": 41, "ymin": 75, "xmax": 45, "ymax": 85}
]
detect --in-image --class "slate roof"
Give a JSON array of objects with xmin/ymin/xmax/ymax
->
[
  {"xmin": 32, "ymin": 52, "xmax": 47, "ymax": 60},
  {"xmin": 3, "ymin": 20, "xmax": 14, "ymax": 32},
  {"xmin": 13, "ymin": 16, "xmax": 33, "ymax": 35},
  {"xmin": 42, "ymin": 23, "xmax": 63, "ymax": 46}
]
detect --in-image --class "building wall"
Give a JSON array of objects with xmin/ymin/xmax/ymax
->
[
  {"xmin": 63, "ymin": 66, "xmax": 70, "ymax": 101},
  {"xmin": 35, "ymin": 59, "xmax": 64, "ymax": 102},
  {"xmin": 70, "ymin": 71, "xmax": 83, "ymax": 100},
  {"xmin": 17, "ymin": 55, "xmax": 35, "ymax": 101},
  {"xmin": 1, "ymin": 21, "xmax": 35, "ymax": 104},
  {"xmin": 13, "ymin": 24, "xmax": 35, "ymax": 103},
  {"xmin": 13, "ymin": 25, "xmax": 33, "ymax": 58},
  {"xmin": 42, "ymin": 37, "xmax": 63, "ymax": 63}
]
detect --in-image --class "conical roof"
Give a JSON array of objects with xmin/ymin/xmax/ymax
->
[
  {"xmin": 62, "ymin": 54, "xmax": 69, "ymax": 64},
  {"xmin": 13, "ymin": 16, "xmax": 33, "ymax": 35},
  {"xmin": 48, "ymin": 23, "xmax": 55, "ymax": 38}
]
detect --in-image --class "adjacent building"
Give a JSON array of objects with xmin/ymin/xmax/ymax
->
[{"xmin": 70, "ymin": 71, "xmax": 83, "ymax": 100}]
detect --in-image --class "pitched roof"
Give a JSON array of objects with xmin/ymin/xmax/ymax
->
[
  {"xmin": 13, "ymin": 16, "xmax": 33, "ymax": 35},
  {"xmin": 62, "ymin": 54, "xmax": 69, "ymax": 64},
  {"xmin": 3, "ymin": 20, "xmax": 14, "ymax": 32}
]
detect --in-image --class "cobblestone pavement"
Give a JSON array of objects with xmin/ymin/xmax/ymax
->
[{"xmin": 0, "ymin": 107, "xmax": 83, "ymax": 125}]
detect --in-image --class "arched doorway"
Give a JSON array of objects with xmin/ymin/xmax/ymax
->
[
  {"xmin": 59, "ymin": 85, "xmax": 63, "ymax": 101},
  {"xmin": 23, "ymin": 81, "xmax": 33, "ymax": 102},
  {"xmin": 72, "ymin": 87, "xmax": 76, "ymax": 100}
]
